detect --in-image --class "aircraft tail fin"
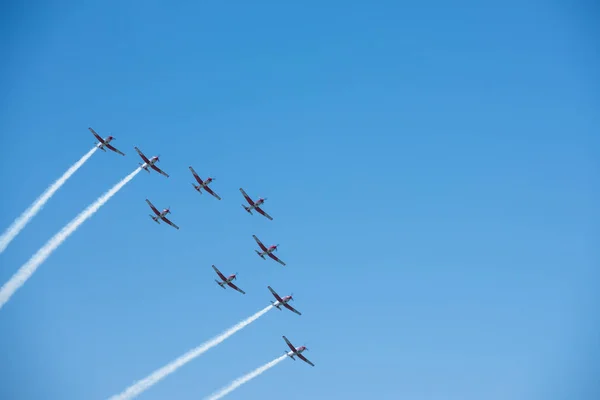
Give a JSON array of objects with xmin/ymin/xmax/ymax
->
[
  {"xmin": 149, "ymin": 215, "xmax": 160, "ymax": 224},
  {"xmin": 192, "ymin": 183, "xmax": 201, "ymax": 193},
  {"xmin": 215, "ymin": 280, "xmax": 225, "ymax": 288},
  {"xmin": 255, "ymin": 250, "xmax": 265, "ymax": 259},
  {"xmin": 242, "ymin": 205, "xmax": 252, "ymax": 215}
]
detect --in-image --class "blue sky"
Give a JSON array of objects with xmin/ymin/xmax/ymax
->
[{"xmin": 0, "ymin": 1, "xmax": 598, "ymax": 399}]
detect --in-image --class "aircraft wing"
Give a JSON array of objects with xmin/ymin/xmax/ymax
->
[
  {"xmin": 255, "ymin": 206, "xmax": 273, "ymax": 221},
  {"xmin": 150, "ymin": 164, "xmax": 169, "ymax": 178},
  {"xmin": 162, "ymin": 216, "xmax": 179, "ymax": 230},
  {"xmin": 227, "ymin": 282, "xmax": 246, "ymax": 294},
  {"xmin": 282, "ymin": 336, "xmax": 296, "ymax": 352},
  {"xmin": 105, "ymin": 143, "xmax": 125, "ymax": 156},
  {"xmin": 89, "ymin": 127, "xmax": 105, "ymax": 143},
  {"xmin": 252, "ymin": 235, "xmax": 268, "ymax": 252},
  {"xmin": 268, "ymin": 252, "xmax": 286, "ymax": 266},
  {"xmin": 188, "ymin": 166, "xmax": 203, "ymax": 185},
  {"xmin": 297, "ymin": 353, "xmax": 315, "ymax": 367},
  {"xmin": 267, "ymin": 286, "xmax": 284, "ymax": 302},
  {"xmin": 203, "ymin": 186, "xmax": 222, "ymax": 200},
  {"xmin": 284, "ymin": 303, "xmax": 302, "ymax": 315},
  {"xmin": 145, "ymin": 199, "xmax": 161, "ymax": 216},
  {"xmin": 134, "ymin": 147, "xmax": 151, "ymax": 164},
  {"xmin": 212, "ymin": 265, "xmax": 227, "ymax": 281},
  {"xmin": 239, "ymin": 188, "xmax": 254, "ymax": 205}
]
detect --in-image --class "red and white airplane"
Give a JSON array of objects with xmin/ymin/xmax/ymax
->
[
  {"xmin": 134, "ymin": 146, "xmax": 169, "ymax": 177},
  {"xmin": 145, "ymin": 199, "xmax": 179, "ymax": 230},
  {"xmin": 283, "ymin": 336, "xmax": 314, "ymax": 367},
  {"xmin": 189, "ymin": 166, "xmax": 221, "ymax": 200},
  {"xmin": 268, "ymin": 286, "xmax": 301, "ymax": 315},
  {"xmin": 253, "ymin": 235, "xmax": 286, "ymax": 266},
  {"xmin": 89, "ymin": 127, "xmax": 125, "ymax": 156},
  {"xmin": 212, "ymin": 265, "xmax": 245, "ymax": 294},
  {"xmin": 239, "ymin": 188, "xmax": 272, "ymax": 220}
]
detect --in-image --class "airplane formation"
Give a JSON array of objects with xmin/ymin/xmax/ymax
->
[{"xmin": 91, "ymin": 127, "xmax": 316, "ymax": 368}]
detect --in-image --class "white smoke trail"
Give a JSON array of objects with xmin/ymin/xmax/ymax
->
[
  {"xmin": 0, "ymin": 147, "xmax": 98, "ymax": 255},
  {"xmin": 109, "ymin": 305, "xmax": 274, "ymax": 400},
  {"xmin": 204, "ymin": 354, "xmax": 287, "ymax": 400},
  {"xmin": 0, "ymin": 167, "xmax": 141, "ymax": 310}
]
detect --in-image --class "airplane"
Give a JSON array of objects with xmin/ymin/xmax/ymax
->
[
  {"xmin": 239, "ymin": 188, "xmax": 273, "ymax": 220},
  {"xmin": 212, "ymin": 265, "xmax": 245, "ymax": 294},
  {"xmin": 189, "ymin": 166, "xmax": 221, "ymax": 200},
  {"xmin": 134, "ymin": 146, "xmax": 169, "ymax": 177},
  {"xmin": 283, "ymin": 336, "xmax": 314, "ymax": 367},
  {"xmin": 253, "ymin": 235, "xmax": 286, "ymax": 266},
  {"xmin": 89, "ymin": 127, "xmax": 125, "ymax": 156},
  {"xmin": 145, "ymin": 199, "xmax": 179, "ymax": 230},
  {"xmin": 268, "ymin": 286, "xmax": 301, "ymax": 315}
]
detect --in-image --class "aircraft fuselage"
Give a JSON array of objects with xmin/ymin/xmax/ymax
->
[
  {"xmin": 272, "ymin": 296, "xmax": 292, "ymax": 309},
  {"xmin": 248, "ymin": 199, "xmax": 264, "ymax": 211},
  {"xmin": 96, "ymin": 136, "xmax": 114, "ymax": 151},
  {"xmin": 218, "ymin": 275, "xmax": 236, "ymax": 286},
  {"xmin": 151, "ymin": 209, "xmax": 169, "ymax": 222},
  {"xmin": 141, "ymin": 158, "xmax": 158, "ymax": 171},
  {"xmin": 287, "ymin": 346, "xmax": 306, "ymax": 359},
  {"xmin": 96, "ymin": 137, "xmax": 113, "ymax": 147},
  {"xmin": 259, "ymin": 246, "xmax": 276, "ymax": 257}
]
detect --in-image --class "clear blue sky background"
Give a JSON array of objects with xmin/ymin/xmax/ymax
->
[{"xmin": 0, "ymin": 1, "xmax": 597, "ymax": 399}]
